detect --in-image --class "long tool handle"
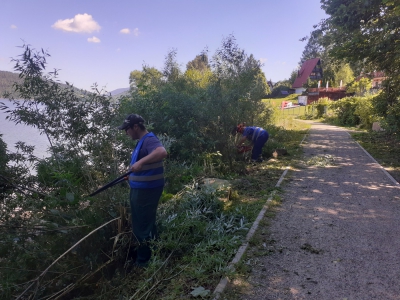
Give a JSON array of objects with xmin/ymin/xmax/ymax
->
[{"xmin": 88, "ymin": 171, "xmax": 132, "ymax": 197}]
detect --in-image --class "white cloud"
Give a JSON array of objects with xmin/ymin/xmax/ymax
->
[
  {"xmin": 120, "ymin": 28, "xmax": 130, "ymax": 34},
  {"xmin": 116, "ymin": 48, "xmax": 121, "ymax": 52},
  {"xmin": 88, "ymin": 36, "xmax": 101, "ymax": 43},
  {"xmin": 133, "ymin": 28, "xmax": 140, "ymax": 36},
  {"xmin": 259, "ymin": 58, "xmax": 267, "ymax": 64},
  {"xmin": 10, "ymin": 25, "xmax": 17, "ymax": 29},
  {"xmin": 52, "ymin": 13, "xmax": 101, "ymax": 33}
]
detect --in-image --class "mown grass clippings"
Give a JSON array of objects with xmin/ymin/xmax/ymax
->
[
  {"xmin": 220, "ymin": 190, "xmax": 285, "ymax": 298},
  {"xmin": 306, "ymin": 154, "xmax": 336, "ymax": 167}
]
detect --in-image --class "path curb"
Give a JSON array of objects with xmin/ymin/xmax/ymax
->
[
  {"xmin": 212, "ymin": 130, "xmax": 309, "ymax": 299},
  {"xmin": 346, "ymin": 132, "xmax": 399, "ymax": 187},
  {"xmin": 212, "ymin": 167, "xmax": 289, "ymax": 299}
]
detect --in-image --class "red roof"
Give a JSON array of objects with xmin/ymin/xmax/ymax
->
[{"xmin": 292, "ymin": 58, "xmax": 321, "ymax": 88}]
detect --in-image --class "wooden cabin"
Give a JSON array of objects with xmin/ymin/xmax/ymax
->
[{"xmin": 292, "ymin": 58, "xmax": 323, "ymax": 94}]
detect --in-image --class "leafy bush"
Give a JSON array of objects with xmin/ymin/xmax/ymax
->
[
  {"xmin": 297, "ymin": 98, "xmax": 330, "ymax": 120},
  {"xmin": 373, "ymin": 80, "xmax": 400, "ymax": 133},
  {"xmin": 164, "ymin": 159, "xmax": 203, "ymax": 194},
  {"xmin": 315, "ymin": 98, "xmax": 330, "ymax": 118},
  {"xmin": 354, "ymin": 95, "xmax": 377, "ymax": 129},
  {"xmin": 346, "ymin": 78, "xmax": 372, "ymax": 96},
  {"xmin": 329, "ymin": 96, "xmax": 361, "ymax": 126},
  {"xmin": 328, "ymin": 95, "xmax": 378, "ymax": 128},
  {"xmin": 0, "ymin": 135, "xmax": 12, "ymax": 201},
  {"xmin": 118, "ymin": 35, "xmax": 272, "ymax": 166}
]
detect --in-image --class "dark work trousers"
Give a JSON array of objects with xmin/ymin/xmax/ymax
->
[
  {"xmin": 129, "ymin": 186, "xmax": 163, "ymax": 266},
  {"xmin": 251, "ymin": 132, "xmax": 269, "ymax": 160}
]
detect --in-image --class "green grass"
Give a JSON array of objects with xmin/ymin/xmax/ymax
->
[
  {"xmin": 262, "ymin": 96, "xmax": 310, "ymax": 128},
  {"xmin": 350, "ymin": 131, "xmax": 400, "ymax": 183},
  {"xmin": 262, "ymin": 94, "xmax": 299, "ymax": 106}
]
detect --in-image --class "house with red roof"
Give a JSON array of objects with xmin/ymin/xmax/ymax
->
[{"xmin": 292, "ymin": 58, "xmax": 322, "ymax": 94}]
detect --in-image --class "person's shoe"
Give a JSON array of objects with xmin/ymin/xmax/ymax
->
[{"xmin": 251, "ymin": 159, "xmax": 263, "ymax": 164}]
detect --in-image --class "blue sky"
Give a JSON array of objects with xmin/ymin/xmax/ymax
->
[{"xmin": 0, "ymin": 0, "xmax": 326, "ymax": 92}]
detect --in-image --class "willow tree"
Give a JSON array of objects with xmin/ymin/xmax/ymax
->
[{"xmin": 121, "ymin": 35, "xmax": 272, "ymax": 162}]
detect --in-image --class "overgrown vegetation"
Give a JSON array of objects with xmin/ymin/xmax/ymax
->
[
  {"xmin": 3, "ymin": 1, "xmax": 400, "ymax": 297},
  {"xmin": 311, "ymin": 95, "xmax": 377, "ymax": 129},
  {"xmin": 296, "ymin": 94, "xmax": 378, "ymax": 130},
  {"xmin": 298, "ymin": 98, "xmax": 331, "ymax": 120},
  {"xmin": 0, "ymin": 38, "xmax": 308, "ymax": 299}
]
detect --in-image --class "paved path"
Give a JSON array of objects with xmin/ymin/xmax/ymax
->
[{"xmin": 237, "ymin": 122, "xmax": 400, "ymax": 300}]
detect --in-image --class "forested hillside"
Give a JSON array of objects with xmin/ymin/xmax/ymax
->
[
  {"xmin": 0, "ymin": 70, "xmax": 22, "ymax": 98},
  {"xmin": 0, "ymin": 70, "xmax": 89, "ymax": 98}
]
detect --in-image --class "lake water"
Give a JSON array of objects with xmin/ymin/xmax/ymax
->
[{"xmin": 0, "ymin": 99, "xmax": 49, "ymax": 159}]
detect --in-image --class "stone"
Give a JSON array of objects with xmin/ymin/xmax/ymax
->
[
  {"xmin": 372, "ymin": 122, "xmax": 384, "ymax": 132},
  {"xmin": 202, "ymin": 178, "xmax": 231, "ymax": 190}
]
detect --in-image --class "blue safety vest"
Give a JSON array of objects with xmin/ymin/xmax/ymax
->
[
  {"xmin": 244, "ymin": 127, "xmax": 267, "ymax": 143},
  {"xmin": 128, "ymin": 132, "xmax": 164, "ymax": 189}
]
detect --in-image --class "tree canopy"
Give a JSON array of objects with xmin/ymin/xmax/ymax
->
[
  {"xmin": 320, "ymin": 0, "xmax": 400, "ymax": 74},
  {"xmin": 129, "ymin": 67, "xmax": 163, "ymax": 94},
  {"xmin": 316, "ymin": 0, "xmax": 400, "ymax": 131},
  {"xmin": 334, "ymin": 63, "xmax": 355, "ymax": 87},
  {"xmin": 122, "ymin": 35, "xmax": 272, "ymax": 161},
  {"xmin": 186, "ymin": 52, "xmax": 210, "ymax": 72}
]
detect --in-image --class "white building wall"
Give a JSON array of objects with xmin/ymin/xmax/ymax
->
[{"xmin": 295, "ymin": 87, "xmax": 306, "ymax": 94}]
